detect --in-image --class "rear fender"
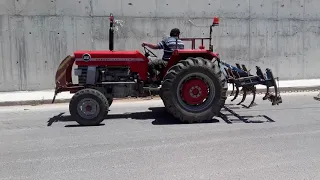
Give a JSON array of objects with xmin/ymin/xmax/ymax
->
[
  {"xmin": 163, "ymin": 50, "xmax": 219, "ymax": 74},
  {"xmin": 55, "ymin": 55, "xmax": 76, "ymax": 93}
]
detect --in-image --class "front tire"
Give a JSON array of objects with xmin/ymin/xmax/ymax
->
[
  {"xmin": 69, "ymin": 88, "xmax": 109, "ymax": 126},
  {"xmin": 160, "ymin": 57, "xmax": 227, "ymax": 123}
]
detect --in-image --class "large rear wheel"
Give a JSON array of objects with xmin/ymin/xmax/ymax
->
[
  {"xmin": 160, "ymin": 57, "xmax": 227, "ymax": 123},
  {"xmin": 69, "ymin": 88, "xmax": 109, "ymax": 126}
]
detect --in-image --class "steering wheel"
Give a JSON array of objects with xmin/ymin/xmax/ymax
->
[{"xmin": 143, "ymin": 46, "xmax": 157, "ymax": 58}]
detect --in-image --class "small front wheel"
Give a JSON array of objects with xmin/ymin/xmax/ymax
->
[{"xmin": 69, "ymin": 88, "xmax": 109, "ymax": 126}]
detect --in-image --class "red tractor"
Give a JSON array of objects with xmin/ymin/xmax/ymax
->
[{"xmin": 52, "ymin": 14, "xmax": 282, "ymax": 126}]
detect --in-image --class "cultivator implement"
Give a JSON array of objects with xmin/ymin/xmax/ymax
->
[{"xmin": 220, "ymin": 62, "xmax": 282, "ymax": 108}]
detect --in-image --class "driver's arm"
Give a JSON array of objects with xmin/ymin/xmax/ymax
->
[{"xmin": 142, "ymin": 40, "xmax": 165, "ymax": 50}]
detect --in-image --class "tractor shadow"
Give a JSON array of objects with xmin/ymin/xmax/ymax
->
[
  {"xmin": 47, "ymin": 113, "xmax": 100, "ymax": 127},
  {"xmin": 47, "ymin": 108, "xmax": 220, "ymax": 127},
  {"xmin": 121, "ymin": 107, "xmax": 221, "ymax": 125},
  {"xmin": 47, "ymin": 105, "xmax": 275, "ymax": 127}
]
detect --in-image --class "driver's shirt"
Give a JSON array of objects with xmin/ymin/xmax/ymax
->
[{"xmin": 157, "ymin": 37, "xmax": 184, "ymax": 61}]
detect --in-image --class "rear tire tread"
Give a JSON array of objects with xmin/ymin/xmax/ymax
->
[{"xmin": 160, "ymin": 57, "xmax": 227, "ymax": 123}]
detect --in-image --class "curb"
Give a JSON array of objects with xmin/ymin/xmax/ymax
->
[{"xmin": 0, "ymin": 86, "xmax": 319, "ymax": 107}]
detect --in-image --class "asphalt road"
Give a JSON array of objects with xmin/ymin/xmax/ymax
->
[{"xmin": 0, "ymin": 92, "xmax": 320, "ymax": 180}]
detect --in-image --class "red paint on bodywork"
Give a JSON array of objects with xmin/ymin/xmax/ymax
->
[
  {"xmin": 180, "ymin": 38, "xmax": 211, "ymax": 49},
  {"xmin": 164, "ymin": 49, "xmax": 219, "ymax": 73},
  {"xmin": 181, "ymin": 78, "xmax": 209, "ymax": 105},
  {"xmin": 74, "ymin": 50, "xmax": 149, "ymax": 81},
  {"xmin": 54, "ymin": 48, "xmax": 219, "ymax": 94}
]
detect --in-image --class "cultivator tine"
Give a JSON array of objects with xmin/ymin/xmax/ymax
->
[
  {"xmin": 241, "ymin": 64, "xmax": 248, "ymax": 72},
  {"xmin": 256, "ymin": 67, "xmax": 282, "ymax": 105},
  {"xmin": 256, "ymin": 66, "xmax": 264, "ymax": 78},
  {"xmin": 255, "ymin": 66, "xmax": 269, "ymax": 101},
  {"xmin": 230, "ymin": 82, "xmax": 235, "ymax": 95},
  {"xmin": 223, "ymin": 62, "xmax": 278, "ymax": 107},
  {"xmin": 235, "ymin": 63, "xmax": 241, "ymax": 69},
  {"xmin": 266, "ymin": 68, "xmax": 282, "ymax": 105},
  {"xmin": 236, "ymin": 88, "xmax": 247, "ymax": 105},
  {"xmin": 231, "ymin": 86, "xmax": 239, "ymax": 101},
  {"xmin": 222, "ymin": 61, "xmax": 282, "ymax": 107},
  {"xmin": 225, "ymin": 67, "xmax": 236, "ymax": 97},
  {"xmin": 241, "ymin": 86, "xmax": 257, "ymax": 108},
  {"xmin": 249, "ymin": 86, "xmax": 257, "ymax": 107},
  {"xmin": 263, "ymin": 85, "xmax": 270, "ymax": 100},
  {"xmin": 234, "ymin": 63, "xmax": 250, "ymax": 107},
  {"xmin": 227, "ymin": 66, "xmax": 244, "ymax": 102},
  {"xmin": 233, "ymin": 63, "xmax": 258, "ymax": 108}
]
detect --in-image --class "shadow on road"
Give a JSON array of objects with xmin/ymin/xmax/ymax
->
[
  {"xmin": 47, "ymin": 107, "xmax": 219, "ymax": 127},
  {"xmin": 47, "ymin": 105, "xmax": 275, "ymax": 127}
]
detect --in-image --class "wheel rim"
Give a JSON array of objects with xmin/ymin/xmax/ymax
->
[
  {"xmin": 77, "ymin": 98, "xmax": 100, "ymax": 119},
  {"xmin": 176, "ymin": 72, "xmax": 216, "ymax": 112}
]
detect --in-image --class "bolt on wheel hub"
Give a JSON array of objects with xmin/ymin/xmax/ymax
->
[
  {"xmin": 181, "ymin": 79, "xmax": 209, "ymax": 105},
  {"xmin": 176, "ymin": 72, "xmax": 216, "ymax": 113},
  {"xmin": 77, "ymin": 98, "xmax": 100, "ymax": 119},
  {"xmin": 85, "ymin": 105, "xmax": 92, "ymax": 112},
  {"xmin": 190, "ymin": 86, "xmax": 202, "ymax": 98}
]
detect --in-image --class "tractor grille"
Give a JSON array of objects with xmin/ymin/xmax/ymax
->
[{"xmin": 77, "ymin": 66, "xmax": 87, "ymax": 84}]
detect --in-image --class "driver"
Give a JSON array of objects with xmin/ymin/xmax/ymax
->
[{"xmin": 142, "ymin": 28, "xmax": 184, "ymax": 82}]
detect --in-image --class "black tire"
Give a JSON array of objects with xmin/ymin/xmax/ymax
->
[
  {"xmin": 107, "ymin": 97, "xmax": 113, "ymax": 106},
  {"xmin": 160, "ymin": 57, "xmax": 227, "ymax": 123},
  {"xmin": 89, "ymin": 86, "xmax": 113, "ymax": 108},
  {"xmin": 69, "ymin": 88, "xmax": 109, "ymax": 126}
]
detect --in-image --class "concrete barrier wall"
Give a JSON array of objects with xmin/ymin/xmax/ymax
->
[{"xmin": 0, "ymin": 0, "xmax": 320, "ymax": 91}]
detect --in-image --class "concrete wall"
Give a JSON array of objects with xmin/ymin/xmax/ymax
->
[{"xmin": 0, "ymin": 0, "xmax": 320, "ymax": 91}]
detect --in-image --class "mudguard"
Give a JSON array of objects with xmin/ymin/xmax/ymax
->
[{"xmin": 52, "ymin": 55, "xmax": 82, "ymax": 103}]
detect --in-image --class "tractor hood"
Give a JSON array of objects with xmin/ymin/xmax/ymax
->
[{"xmin": 73, "ymin": 50, "xmax": 147, "ymax": 64}]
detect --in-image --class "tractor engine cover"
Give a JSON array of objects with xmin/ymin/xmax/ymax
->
[
  {"xmin": 74, "ymin": 50, "xmax": 149, "ymax": 81},
  {"xmin": 73, "ymin": 50, "xmax": 148, "ymax": 99}
]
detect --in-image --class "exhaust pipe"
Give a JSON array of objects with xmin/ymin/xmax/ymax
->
[{"xmin": 109, "ymin": 13, "xmax": 114, "ymax": 51}]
